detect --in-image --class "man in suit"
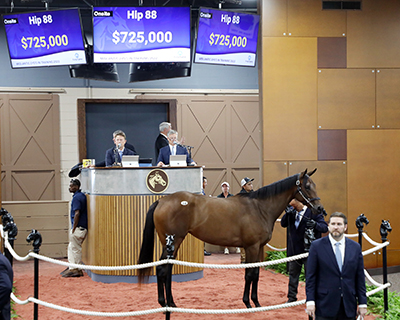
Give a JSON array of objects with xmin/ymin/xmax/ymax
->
[
  {"xmin": 281, "ymin": 198, "xmax": 328, "ymax": 302},
  {"xmin": 105, "ymin": 130, "xmax": 137, "ymax": 167},
  {"xmin": 0, "ymin": 254, "xmax": 13, "ymax": 320},
  {"xmin": 157, "ymin": 130, "xmax": 195, "ymax": 166},
  {"xmin": 306, "ymin": 212, "xmax": 367, "ymax": 320},
  {"xmin": 155, "ymin": 122, "xmax": 171, "ymax": 162}
]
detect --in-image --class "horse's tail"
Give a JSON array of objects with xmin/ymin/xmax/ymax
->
[{"xmin": 137, "ymin": 200, "xmax": 159, "ymax": 283}]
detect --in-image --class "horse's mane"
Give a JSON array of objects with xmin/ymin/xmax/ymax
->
[{"xmin": 242, "ymin": 174, "xmax": 299, "ymax": 200}]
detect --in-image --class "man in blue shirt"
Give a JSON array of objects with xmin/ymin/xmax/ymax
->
[{"xmin": 62, "ymin": 179, "xmax": 88, "ymax": 278}]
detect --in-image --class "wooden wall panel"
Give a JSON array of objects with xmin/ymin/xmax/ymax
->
[
  {"xmin": 287, "ymin": 0, "xmax": 346, "ymax": 37},
  {"xmin": 347, "ymin": 0, "xmax": 400, "ymax": 68},
  {"xmin": 263, "ymin": 161, "xmax": 288, "ymax": 185},
  {"xmin": 317, "ymin": 69, "xmax": 375, "ymax": 129},
  {"xmin": 347, "ymin": 130, "xmax": 400, "ymax": 268},
  {"xmin": 2, "ymin": 200, "xmax": 69, "ymax": 258},
  {"xmin": 0, "ymin": 94, "xmax": 61, "ymax": 200},
  {"xmin": 263, "ymin": 37, "xmax": 317, "ymax": 161},
  {"xmin": 376, "ymin": 69, "xmax": 400, "ymax": 129},
  {"xmin": 261, "ymin": 0, "xmax": 288, "ymax": 37}
]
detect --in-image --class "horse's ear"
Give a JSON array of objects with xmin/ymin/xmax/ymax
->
[
  {"xmin": 299, "ymin": 169, "xmax": 307, "ymax": 179},
  {"xmin": 308, "ymin": 168, "xmax": 317, "ymax": 177}
]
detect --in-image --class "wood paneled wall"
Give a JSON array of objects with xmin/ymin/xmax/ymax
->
[{"xmin": 261, "ymin": 0, "xmax": 400, "ymax": 268}]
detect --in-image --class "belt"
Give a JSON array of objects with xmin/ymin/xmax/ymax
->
[{"xmin": 78, "ymin": 226, "xmax": 87, "ymax": 230}]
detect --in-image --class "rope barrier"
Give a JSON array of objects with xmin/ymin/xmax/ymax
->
[
  {"xmin": 4, "ymin": 226, "xmax": 392, "ymax": 317},
  {"xmin": 265, "ymin": 243, "xmax": 286, "ymax": 251}
]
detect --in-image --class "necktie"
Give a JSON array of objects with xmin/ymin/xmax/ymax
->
[
  {"xmin": 119, "ymin": 150, "xmax": 123, "ymax": 161},
  {"xmin": 335, "ymin": 242, "xmax": 342, "ymax": 272},
  {"xmin": 295, "ymin": 213, "xmax": 301, "ymax": 229},
  {"xmin": 172, "ymin": 146, "xmax": 176, "ymax": 155}
]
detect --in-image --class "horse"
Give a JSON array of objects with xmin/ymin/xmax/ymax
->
[{"xmin": 138, "ymin": 169, "xmax": 325, "ymax": 308}]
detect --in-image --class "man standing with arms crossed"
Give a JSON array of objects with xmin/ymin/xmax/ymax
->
[
  {"xmin": 306, "ymin": 212, "xmax": 367, "ymax": 319},
  {"xmin": 62, "ymin": 179, "xmax": 88, "ymax": 278}
]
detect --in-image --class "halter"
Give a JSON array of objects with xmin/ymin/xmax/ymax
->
[{"xmin": 296, "ymin": 174, "xmax": 320, "ymax": 209}]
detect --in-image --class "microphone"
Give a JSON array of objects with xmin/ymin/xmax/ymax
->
[
  {"xmin": 174, "ymin": 141, "xmax": 194, "ymax": 149},
  {"xmin": 173, "ymin": 141, "xmax": 184, "ymax": 147}
]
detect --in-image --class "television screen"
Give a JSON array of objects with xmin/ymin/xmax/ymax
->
[
  {"xmin": 2, "ymin": 8, "xmax": 86, "ymax": 68},
  {"xmin": 194, "ymin": 8, "xmax": 260, "ymax": 67},
  {"xmin": 69, "ymin": 34, "xmax": 119, "ymax": 82},
  {"xmin": 129, "ymin": 62, "xmax": 191, "ymax": 82},
  {"xmin": 92, "ymin": 7, "xmax": 191, "ymax": 63}
]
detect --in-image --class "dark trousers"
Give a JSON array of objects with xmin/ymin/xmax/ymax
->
[
  {"xmin": 287, "ymin": 257, "xmax": 307, "ymax": 301},
  {"xmin": 316, "ymin": 299, "xmax": 355, "ymax": 320}
]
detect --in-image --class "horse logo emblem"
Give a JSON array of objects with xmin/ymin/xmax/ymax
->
[{"xmin": 146, "ymin": 169, "xmax": 169, "ymax": 194}]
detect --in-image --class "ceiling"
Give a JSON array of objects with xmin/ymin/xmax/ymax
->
[{"xmin": 0, "ymin": 0, "xmax": 259, "ymax": 15}]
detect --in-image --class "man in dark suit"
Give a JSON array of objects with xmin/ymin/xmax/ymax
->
[
  {"xmin": 157, "ymin": 130, "xmax": 195, "ymax": 166},
  {"xmin": 155, "ymin": 122, "xmax": 171, "ymax": 162},
  {"xmin": 281, "ymin": 198, "xmax": 328, "ymax": 303},
  {"xmin": 306, "ymin": 212, "xmax": 367, "ymax": 320},
  {"xmin": 105, "ymin": 130, "xmax": 137, "ymax": 167},
  {"xmin": 0, "ymin": 254, "xmax": 13, "ymax": 320}
]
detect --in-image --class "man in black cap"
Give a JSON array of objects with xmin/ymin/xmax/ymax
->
[{"xmin": 239, "ymin": 177, "xmax": 254, "ymax": 194}]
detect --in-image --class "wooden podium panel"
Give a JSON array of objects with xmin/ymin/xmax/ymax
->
[{"xmin": 81, "ymin": 167, "xmax": 204, "ymax": 282}]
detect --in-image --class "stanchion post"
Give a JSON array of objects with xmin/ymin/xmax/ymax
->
[
  {"xmin": 0, "ymin": 208, "xmax": 19, "ymax": 266},
  {"xmin": 355, "ymin": 214, "xmax": 369, "ymax": 250},
  {"xmin": 380, "ymin": 220, "xmax": 392, "ymax": 316},
  {"xmin": 26, "ymin": 229, "xmax": 42, "ymax": 320},
  {"xmin": 165, "ymin": 235, "xmax": 175, "ymax": 320}
]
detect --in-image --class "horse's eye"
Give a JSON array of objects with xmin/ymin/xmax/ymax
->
[{"xmin": 305, "ymin": 184, "xmax": 310, "ymax": 190}]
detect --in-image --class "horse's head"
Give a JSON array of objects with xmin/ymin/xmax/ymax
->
[
  {"xmin": 154, "ymin": 173, "xmax": 166, "ymax": 186},
  {"xmin": 294, "ymin": 169, "xmax": 326, "ymax": 216}
]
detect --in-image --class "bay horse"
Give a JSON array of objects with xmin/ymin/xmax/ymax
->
[{"xmin": 138, "ymin": 169, "xmax": 325, "ymax": 308}]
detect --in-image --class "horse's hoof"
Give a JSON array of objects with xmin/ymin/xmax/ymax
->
[
  {"xmin": 254, "ymin": 302, "xmax": 261, "ymax": 308},
  {"xmin": 168, "ymin": 302, "xmax": 177, "ymax": 308},
  {"xmin": 244, "ymin": 303, "xmax": 252, "ymax": 309},
  {"xmin": 158, "ymin": 301, "xmax": 166, "ymax": 307}
]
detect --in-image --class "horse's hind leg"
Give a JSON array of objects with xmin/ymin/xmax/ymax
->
[
  {"xmin": 156, "ymin": 264, "xmax": 167, "ymax": 307},
  {"xmin": 250, "ymin": 267, "xmax": 261, "ymax": 307}
]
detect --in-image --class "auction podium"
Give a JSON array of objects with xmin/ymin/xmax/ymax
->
[{"xmin": 80, "ymin": 166, "xmax": 204, "ymax": 283}]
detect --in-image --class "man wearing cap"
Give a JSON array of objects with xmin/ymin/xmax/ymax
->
[
  {"xmin": 217, "ymin": 181, "xmax": 233, "ymax": 199},
  {"xmin": 240, "ymin": 177, "xmax": 254, "ymax": 194},
  {"xmin": 217, "ymin": 182, "xmax": 239, "ymax": 255}
]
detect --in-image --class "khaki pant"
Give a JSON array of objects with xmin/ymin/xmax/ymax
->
[
  {"xmin": 240, "ymin": 247, "xmax": 246, "ymax": 263},
  {"xmin": 68, "ymin": 227, "xmax": 87, "ymax": 269}
]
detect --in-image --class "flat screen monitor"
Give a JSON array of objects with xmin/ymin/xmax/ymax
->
[
  {"xmin": 92, "ymin": 7, "xmax": 191, "ymax": 63},
  {"xmin": 2, "ymin": 8, "xmax": 87, "ymax": 68},
  {"xmin": 194, "ymin": 8, "xmax": 260, "ymax": 67}
]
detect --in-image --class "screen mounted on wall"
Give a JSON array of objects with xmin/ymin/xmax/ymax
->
[
  {"xmin": 92, "ymin": 7, "xmax": 191, "ymax": 63},
  {"xmin": 194, "ymin": 8, "xmax": 259, "ymax": 67},
  {"xmin": 2, "ymin": 8, "xmax": 87, "ymax": 68}
]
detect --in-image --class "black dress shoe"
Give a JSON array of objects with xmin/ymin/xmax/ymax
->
[{"xmin": 204, "ymin": 250, "xmax": 211, "ymax": 256}]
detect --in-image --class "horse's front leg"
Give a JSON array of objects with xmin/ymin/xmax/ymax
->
[
  {"xmin": 242, "ymin": 267, "xmax": 253, "ymax": 308},
  {"xmin": 250, "ymin": 267, "xmax": 261, "ymax": 307}
]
